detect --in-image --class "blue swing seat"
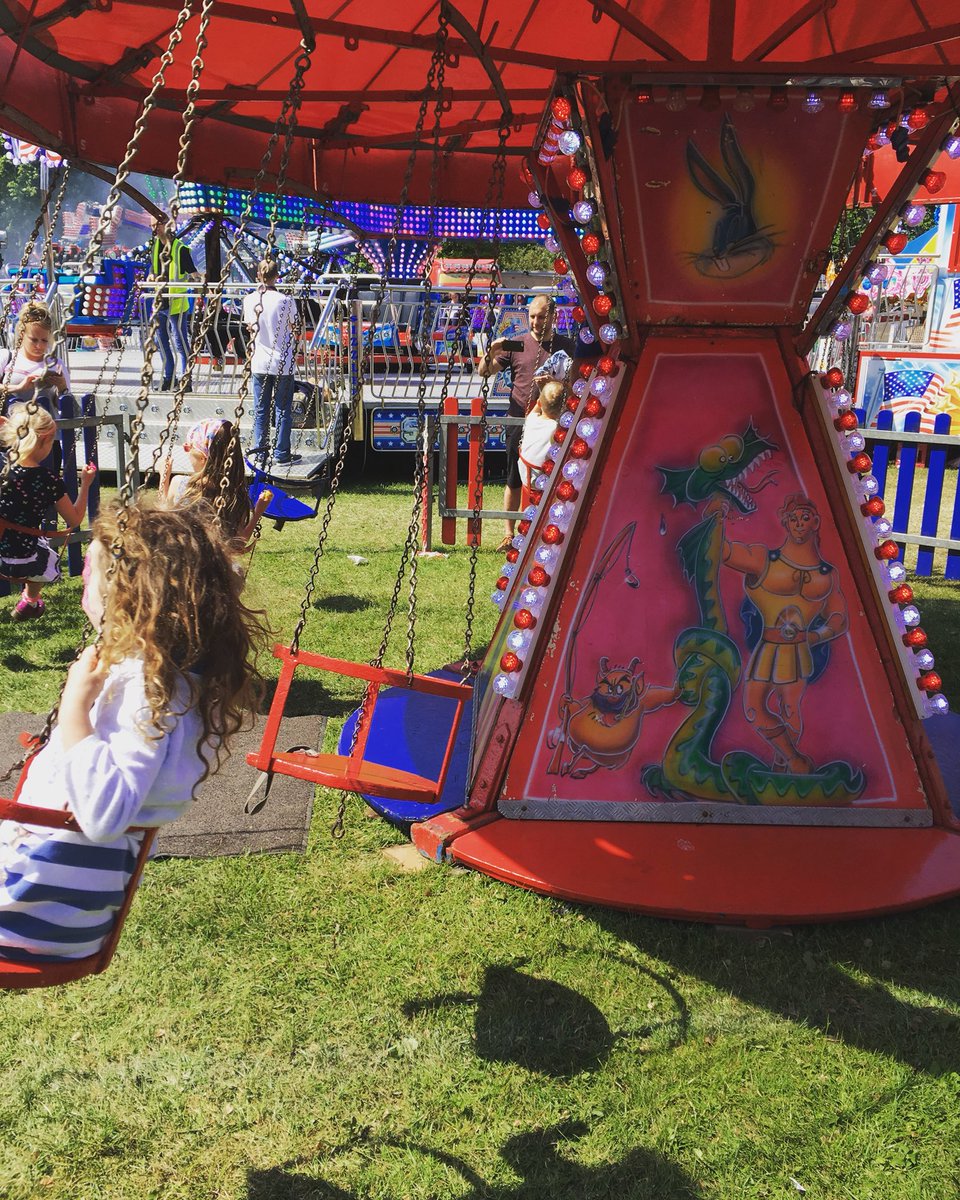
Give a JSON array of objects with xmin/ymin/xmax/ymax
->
[{"xmin": 248, "ymin": 476, "xmax": 318, "ymax": 530}]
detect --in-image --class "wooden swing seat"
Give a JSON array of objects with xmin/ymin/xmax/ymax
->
[
  {"xmin": 0, "ymin": 754, "xmax": 155, "ymax": 989},
  {"xmin": 248, "ymin": 645, "xmax": 471, "ymax": 804}
]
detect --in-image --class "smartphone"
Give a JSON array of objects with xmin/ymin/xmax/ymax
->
[{"xmin": 502, "ymin": 338, "xmax": 524, "ymax": 352}]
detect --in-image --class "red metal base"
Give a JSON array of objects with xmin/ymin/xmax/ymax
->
[{"xmin": 413, "ymin": 813, "xmax": 960, "ymax": 926}]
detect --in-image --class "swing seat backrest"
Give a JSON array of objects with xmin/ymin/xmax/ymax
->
[
  {"xmin": 0, "ymin": 753, "xmax": 156, "ymax": 990},
  {"xmin": 248, "ymin": 645, "xmax": 471, "ymax": 804}
]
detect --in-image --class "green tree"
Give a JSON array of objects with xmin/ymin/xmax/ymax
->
[{"xmin": 440, "ymin": 237, "xmax": 552, "ymax": 273}]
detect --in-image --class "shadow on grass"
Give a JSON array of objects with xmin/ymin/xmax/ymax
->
[
  {"xmin": 258, "ymin": 674, "xmax": 357, "ymax": 721},
  {"xmin": 313, "ymin": 593, "xmax": 374, "ymax": 614},
  {"xmin": 403, "ymin": 957, "xmax": 688, "ymax": 1078},
  {"xmin": 596, "ymin": 897, "xmax": 960, "ymax": 1076},
  {"xmin": 246, "ymin": 1124, "xmax": 700, "ymax": 1199},
  {"xmin": 404, "ymin": 963, "xmax": 612, "ymax": 1078},
  {"xmin": 0, "ymin": 653, "xmax": 34, "ymax": 672}
]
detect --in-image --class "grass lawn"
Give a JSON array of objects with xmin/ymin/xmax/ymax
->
[{"xmin": 1, "ymin": 477, "xmax": 959, "ymax": 1200}]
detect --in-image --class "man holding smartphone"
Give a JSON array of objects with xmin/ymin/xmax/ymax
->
[{"xmin": 476, "ymin": 293, "xmax": 574, "ymax": 552}]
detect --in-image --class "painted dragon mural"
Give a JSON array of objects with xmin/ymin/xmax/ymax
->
[{"xmin": 548, "ymin": 423, "xmax": 866, "ymax": 807}]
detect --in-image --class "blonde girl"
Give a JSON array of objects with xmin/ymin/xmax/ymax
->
[
  {"xmin": 0, "ymin": 403, "xmax": 96, "ymax": 619},
  {"xmin": 0, "ymin": 502, "xmax": 269, "ymax": 962},
  {"xmin": 0, "ymin": 301, "xmax": 71, "ymax": 417}
]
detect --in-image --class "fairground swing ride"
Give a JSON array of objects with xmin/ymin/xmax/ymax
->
[{"xmin": 0, "ymin": 3, "xmax": 959, "ymax": 958}]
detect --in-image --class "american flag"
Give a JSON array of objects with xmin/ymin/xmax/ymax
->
[
  {"xmin": 1, "ymin": 135, "xmax": 65, "ymax": 167},
  {"xmin": 929, "ymin": 277, "xmax": 960, "ymax": 352},
  {"xmin": 881, "ymin": 367, "xmax": 947, "ymax": 433}
]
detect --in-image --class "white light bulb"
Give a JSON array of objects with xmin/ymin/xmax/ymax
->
[
  {"xmin": 559, "ymin": 411, "xmax": 575, "ymax": 429},
  {"xmin": 562, "ymin": 461, "xmax": 585, "ymax": 481},
  {"xmin": 915, "ymin": 649, "xmax": 935, "ymax": 670},
  {"xmin": 902, "ymin": 604, "xmax": 921, "ymax": 626},
  {"xmin": 572, "ymin": 379, "xmax": 588, "ymax": 398},
  {"xmin": 493, "ymin": 673, "xmax": 518, "ymax": 696},
  {"xmin": 575, "ymin": 418, "xmax": 600, "ymax": 444},
  {"xmin": 886, "ymin": 561, "xmax": 907, "ymax": 583},
  {"xmin": 926, "ymin": 693, "xmax": 950, "ymax": 716},
  {"xmin": 589, "ymin": 376, "xmax": 610, "ymax": 397},
  {"xmin": 508, "ymin": 630, "xmax": 532, "ymax": 653}
]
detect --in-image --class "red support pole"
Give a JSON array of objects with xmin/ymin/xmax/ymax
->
[
  {"xmin": 467, "ymin": 396, "xmax": 484, "ymax": 547},
  {"xmin": 441, "ymin": 394, "xmax": 459, "ymax": 545}
]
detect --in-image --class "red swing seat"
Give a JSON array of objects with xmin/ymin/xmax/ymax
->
[
  {"xmin": 248, "ymin": 644, "xmax": 471, "ymax": 803},
  {"xmin": 0, "ymin": 748, "xmax": 156, "ymax": 990}
]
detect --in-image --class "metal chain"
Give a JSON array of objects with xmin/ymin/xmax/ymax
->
[
  {"xmin": 291, "ymin": 24, "xmax": 447, "ymax": 657},
  {"xmin": 0, "ymin": 164, "xmax": 72, "ymax": 484},
  {"xmin": 216, "ymin": 46, "xmax": 313, "ymax": 515},
  {"xmin": 377, "ymin": 9, "xmax": 449, "ymax": 683},
  {"xmin": 0, "ymin": 3, "xmax": 196, "ymax": 783},
  {"xmin": 324, "ymin": 12, "xmax": 450, "ymax": 838},
  {"xmin": 147, "ymin": 0, "xmax": 215, "ymax": 482},
  {"xmin": 461, "ymin": 124, "xmax": 510, "ymax": 680}
]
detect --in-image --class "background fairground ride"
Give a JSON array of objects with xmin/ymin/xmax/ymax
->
[{"xmin": 0, "ymin": 161, "xmax": 564, "ymax": 480}]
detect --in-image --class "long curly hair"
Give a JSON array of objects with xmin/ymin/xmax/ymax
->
[
  {"xmin": 180, "ymin": 420, "xmax": 252, "ymax": 543},
  {"xmin": 91, "ymin": 502, "xmax": 269, "ymax": 786}
]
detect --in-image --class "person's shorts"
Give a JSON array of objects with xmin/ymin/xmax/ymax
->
[
  {"xmin": 0, "ymin": 538, "xmax": 62, "ymax": 583},
  {"xmin": 505, "ymin": 422, "xmax": 523, "ymax": 491}
]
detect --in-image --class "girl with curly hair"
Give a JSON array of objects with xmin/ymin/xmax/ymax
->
[{"xmin": 0, "ymin": 502, "xmax": 269, "ymax": 962}]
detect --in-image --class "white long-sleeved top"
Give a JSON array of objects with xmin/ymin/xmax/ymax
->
[{"xmin": 0, "ymin": 659, "xmax": 211, "ymax": 961}]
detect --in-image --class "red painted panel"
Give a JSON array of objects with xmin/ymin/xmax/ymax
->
[
  {"xmin": 582, "ymin": 92, "xmax": 877, "ymax": 327},
  {"xmin": 502, "ymin": 335, "xmax": 929, "ymax": 822}
]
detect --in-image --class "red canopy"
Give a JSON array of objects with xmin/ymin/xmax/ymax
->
[{"xmin": 2, "ymin": 1, "xmax": 960, "ymax": 205}]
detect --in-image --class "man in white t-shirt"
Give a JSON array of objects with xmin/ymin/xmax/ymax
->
[{"xmin": 241, "ymin": 258, "xmax": 300, "ymax": 465}]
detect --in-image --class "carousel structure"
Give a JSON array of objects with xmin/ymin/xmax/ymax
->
[{"xmin": 2, "ymin": 2, "xmax": 960, "ymax": 927}]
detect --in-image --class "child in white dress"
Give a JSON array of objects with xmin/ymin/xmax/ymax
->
[{"xmin": 0, "ymin": 503, "xmax": 268, "ymax": 962}]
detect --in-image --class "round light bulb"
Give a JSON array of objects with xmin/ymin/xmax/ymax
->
[
  {"xmin": 926, "ymin": 692, "xmax": 950, "ymax": 715},
  {"xmin": 846, "ymin": 432, "xmax": 866, "ymax": 452},
  {"xmin": 527, "ymin": 191, "xmax": 541, "ymax": 207},
  {"xmin": 559, "ymin": 411, "xmax": 575, "ymax": 429},
  {"xmin": 902, "ymin": 604, "xmax": 921, "ymax": 626},
  {"xmin": 915, "ymin": 649, "xmax": 935, "ymax": 670},
  {"xmin": 886, "ymin": 561, "xmax": 907, "ymax": 583},
  {"xmin": 575, "ymin": 418, "xmax": 600, "ymax": 444},
  {"xmin": 579, "ymin": 326, "xmax": 596, "ymax": 344},
  {"xmin": 573, "ymin": 200, "xmax": 595, "ymax": 223},
  {"xmin": 586, "ymin": 261, "xmax": 608, "ymax": 287},
  {"xmin": 544, "ymin": 235, "xmax": 560, "ymax": 254},
  {"xmin": 493, "ymin": 673, "xmax": 518, "ymax": 697},
  {"xmin": 572, "ymin": 378, "xmax": 589, "ymax": 398},
  {"xmin": 558, "ymin": 129, "xmax": 582, "ymax": 155},
  {"xmin": 562, "ymin": 460, "xmax": 585, "ymax": 481},
  {"xmin": 859, "ymin": 476, "xmax": 880, "ymax": 497},
  {"xmin": 535, "ymin": 545, "xmax": 559, "ymax": 567},
  {"xmin": 589, "ymin": 375, "xmax": 610, "ymax": 397},
  {"xmin": 599, "ymin": 322, "xmax": 620, "ymax": 344}
]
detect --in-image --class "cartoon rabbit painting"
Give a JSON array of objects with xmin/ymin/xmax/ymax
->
[{"xmin": 685, "ymin": 114, "xmax": 776, "ymax": 278}]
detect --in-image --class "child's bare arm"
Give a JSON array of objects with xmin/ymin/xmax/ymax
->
[
  {"xmin": 55, "ymin": 463, "xmax": 97, "ymax": 528},
  {"xmin": 238, "ymin": 489, "xmax": 273, "ymax": 543}
]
